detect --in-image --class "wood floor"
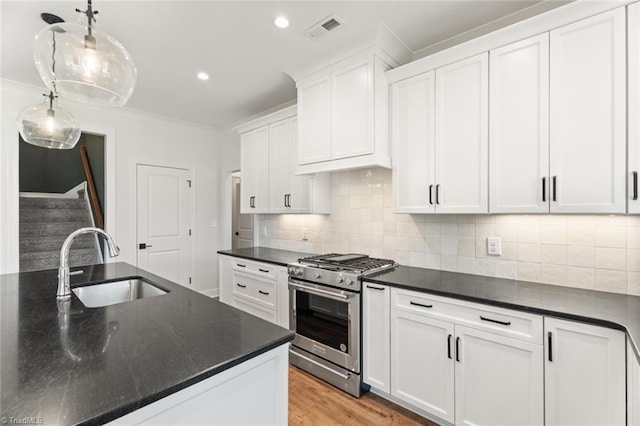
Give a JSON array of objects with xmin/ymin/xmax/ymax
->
[{"xmin": 289, "ymin": 366, "xmax": 438, "ymax": 426}]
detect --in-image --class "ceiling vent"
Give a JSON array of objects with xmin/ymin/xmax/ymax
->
[{"xmin": 305, "ymin": 15, "xmax": 344, "ymax": 40}]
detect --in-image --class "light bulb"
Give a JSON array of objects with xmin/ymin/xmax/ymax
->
[
  {"xmin": 45, "ymin": 115, "xmax": 57, "ymax": 134},
  {"xmin": 81, "ymin": 48, "xmax": 100, "ymax": 82}
]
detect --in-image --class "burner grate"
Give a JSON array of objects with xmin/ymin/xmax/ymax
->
[{"xmin": 298, "ymin": 253, "xmax": 396, "ymax": 273}]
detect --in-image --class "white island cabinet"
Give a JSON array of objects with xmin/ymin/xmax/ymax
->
[{"xmin": 107, "ymin": 345, "xmax": 289, "ymax": 425}]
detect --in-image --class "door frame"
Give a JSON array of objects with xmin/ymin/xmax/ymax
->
[
  {"xmin": 134, "ymin": 161, "xmax": 196, "ymax": 286},
  {"xmin": 1, "ymin": 115, "xmax": 116, "ymax": 274}
]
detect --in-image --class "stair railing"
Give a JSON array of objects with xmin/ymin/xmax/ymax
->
[{"xmin": 79, "ymin": 145, "xmax": 104, "ymax": 230}]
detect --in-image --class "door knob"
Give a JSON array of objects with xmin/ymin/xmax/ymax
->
[
  {"xmin": 234, "ymin": 232, "xmax": 239, "ymax": 236},
  {"xmin": 139, "ymin": 243, "xmax": 152, "ymax": 250}
]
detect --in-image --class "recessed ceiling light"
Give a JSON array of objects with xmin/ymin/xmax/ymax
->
[
  {"xmin": 197, "ymin": 72, "xmax": 209, "ymax": 81},
  {"xmin": 274, "ymin": 16, "xmax": 289, "ymax": 29}
]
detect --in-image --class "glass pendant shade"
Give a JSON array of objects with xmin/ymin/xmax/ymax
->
[
  {"xmin": 17, "ymin": 97, "xmax": 81, "ymax": 149},
  {"xmin": 33, "ymin": 22, "xmax": 137, "ymax": 107}
]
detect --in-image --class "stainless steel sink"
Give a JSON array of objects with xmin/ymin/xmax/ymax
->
[{"xmin": 72, "ymin": 278, "xmax": 168, "ymax": 308}]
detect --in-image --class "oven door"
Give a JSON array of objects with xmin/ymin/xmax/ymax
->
[{"xmin": 289, "ymin": 277, "xmax": 360, "ymax": 373}]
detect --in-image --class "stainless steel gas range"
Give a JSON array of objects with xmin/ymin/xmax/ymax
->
[{"xmin": 287, "ymin": 253, "xmax": 397, "ymax": 397}]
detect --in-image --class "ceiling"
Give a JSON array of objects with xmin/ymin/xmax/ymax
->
[{"xmin": 1, "ymin": 1, "xmax": 569, "ymax": 130}]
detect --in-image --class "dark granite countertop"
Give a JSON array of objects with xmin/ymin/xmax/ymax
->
[
  {"xmin": 217, "ymin": 247, "xmax": 313, "ymax": 266},
  {"xmin": 0, "ymin": 262, "xmax": 293, "ymax": 425},
  {"xmin": 364, "ymin": 265, "xmax": 640, "ymax": 360}
]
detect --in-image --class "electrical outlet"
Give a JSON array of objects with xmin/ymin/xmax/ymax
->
[
  {"xmin": 302, "ymin": 228, "xmax": 309, "ymax": 241},
  {"xmin": 487, "ymin": 237, "xmax": 502, "ymax": 256}
]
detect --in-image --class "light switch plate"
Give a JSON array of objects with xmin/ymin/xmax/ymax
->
[{"xmin": 487, "ymin": 237, "xmax": 502, "ymax": 256}]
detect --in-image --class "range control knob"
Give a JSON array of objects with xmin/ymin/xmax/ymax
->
[
  {"xmin": 296, "ymin": 268, "xmax": 303, "ymax": 276},
  {"xmin": 336, "ymin": 276, "xmax": 344, "ymax": 284},
  {"xmin": 346, "ymin": 278, "xmax": 354, "ymax": 286},
  {"xmin": 315, "ymin": 272, "xmax": 322, "ymax": 279}
]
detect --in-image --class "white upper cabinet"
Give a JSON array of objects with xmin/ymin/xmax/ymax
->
[
  {"xmin": 238, "ymin": 107, "xmax": 330, "ymax": 214},
  {"xmin": 392, "ymin": 71, "xmax": 436, "ymax": 213},
  {"xmin": 240, "ymin": 126, "xmax": 270, "ymax": 213},
  {"xmin": 549, "ymin": 9, "xmax": 626, "ymax": 213},
  {"xmin": 489, "ymin": 34, "xmax": 550, "ymax": 213},
  {"xmin": 435, "ymin": 53, "xmax": 488, "ymax": 214},
  {"xmin": 391, "ymin": 53, "xmax": 488, "ymax": 214},
  {"xmin": 297, "ymin": 76, "xmax": 331, "ymax": 165},
  {"xmin": 628, "ymin": 2, "xmax": 640, "ymax": 214},
  {"xmin": 295, "ymin": 52, "xmax": 393, "ymax": 174}
]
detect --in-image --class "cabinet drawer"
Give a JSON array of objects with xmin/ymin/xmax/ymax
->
[
  {"xmin": 232, "ymin": 297, "xmax": 277, "ymax": 324},
  {"xmin": 232, "ymin": 273, "xmax": 276, "ymax": 309},
  {"xmin": 231, "ymin": 258, "xmax": 276, "ymax": 280},
  {"xmin": 391, "ymin": 288, "xmax": 542, "ymax": 344}
]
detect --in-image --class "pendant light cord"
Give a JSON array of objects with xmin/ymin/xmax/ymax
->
[{"xmin": 75, "ymin": 0, "xmax": 98, "ymax": 38}]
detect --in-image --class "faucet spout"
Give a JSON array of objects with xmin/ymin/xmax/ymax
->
[{"xmin": 57, "ymin": 227, "xmax": 120, "ymax": 300}]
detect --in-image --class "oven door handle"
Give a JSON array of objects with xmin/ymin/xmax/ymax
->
[
  {"xmin": 292, "ymin": 350, "xmax": 350, "ymax": 380},
  {"xmin": 288, "ymin": 282, "xmax": 353, "ymax": 300}
]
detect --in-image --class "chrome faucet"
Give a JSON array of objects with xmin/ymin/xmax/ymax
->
[{"xmin": 57, "ymin": 227, "xmax": 120, "ymax": 300}]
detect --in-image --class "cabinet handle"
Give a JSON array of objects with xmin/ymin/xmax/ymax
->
[
  {"xmin": 552, "ymin": 176, "xmax": 557, "ymax": 202},
  {"xmin": 236, "ymin": 263, "xmax": 246, "ymax": 268},
  {"xmin": 250, "ymin": 196, "xmax": 255, "ymax": 208},
  {"xmin": 455, "ymin": 337, "xmax": 461, "ymax": 362},
  {"xmin": 447, "ymin": 334, "xmax": 452, "ymax": 359},
  {"xmin": 236, "ymin": 283, "xmax": 247, "ymax": 288},
  {"xmin": 429, "ymin": 185, "xmax": 434, "ymax": 205},
  {"xmin": 366, "ymin": 285, "xmax": 385, "ymax": 291},
  {"xmin": 287, "ymin": 194, "xmax": 292, "ymax": 207},
  {"xmin": 284, "ymin": 194, "xmax": 288, "ymax": 208},
  {"xmin": 410, "ymin": 301, "xmax": 433, "ymax": 309},
  {"xmin": 258, "ymin": 268, "xmax": 269, "ymax": 273},
  {"xmin": 258, "ymin": 290, "xmax": 269, "ymax": 295},
  {"xmin": 542, "ymin": 177, "xmax": 546, "ymax": 202},
  {"xmin": 633, "ymin": 171, "xmax": 638, "ymax": 201},
  {"xmin": 480, "ymin": 316, "xmax": 511, "ymax": 326},
  {"xmin": 435, "ymin": 184, "xmax": 440, "ymax": 205},
  {"xmin": 548, "ymin": 331, "xmax": 553, "ymax": 362}
]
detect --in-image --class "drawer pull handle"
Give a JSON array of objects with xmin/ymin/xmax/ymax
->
[
  {"xmin": 410, "ymin": 301, "xmax": 433, "ymax": 309},
  {"xmin": 258, "ymin": 290, "xmax": 270, "ymax": 295},
  {"xmin": 236, "ymin": 283, "xmax": 247, "ymax": 288},
  {"xmin": 480, "ymin": 316, "xmax": 511, "ymax": 326},
  {"xmin": 258, "ymin": 268, "xmax": 269, "ymax": 273},
  {"xmin": 366, "ymin": 285, "xmax": 385, "ymax": 291},
  {"xmin": 236, "ymin": 264, "xmax": 246, "ymax": 268},
  {"xmin": 447, "ymin": 334, "xmax": 452, "ymax": 359}
]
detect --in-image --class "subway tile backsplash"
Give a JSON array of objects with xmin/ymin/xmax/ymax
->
[{"xmin": 256, "ymin": 168, "xmax": 640, "ymax": 295}]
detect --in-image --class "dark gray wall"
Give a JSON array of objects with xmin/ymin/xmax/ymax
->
[{"xmin": 19, "ymin": 133, "xmax": 105, "ymax": 209}]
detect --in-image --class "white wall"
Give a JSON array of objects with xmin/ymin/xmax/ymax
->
[
  {"xmin": 255, "ymin": 167, "xmax": 640, "ymax": 296},
  {"xmin": 1, "ymin": 79, "xmax": 221, "ymax": 296}
]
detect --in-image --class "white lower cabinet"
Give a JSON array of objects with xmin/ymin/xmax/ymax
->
[
  {"xmin": 364, "ymin": 286, "xmax": 629, "ymax": 426},
  {"xmin": 454, "ymin": 325, "xmax": 543, "ymax": 426},
  {"xmin": 391, "ymin": 309, "xmax": 455, "ymax": 423},
  {"xmin": 628, "ymin": 341, "xmax": 640, "ymax": 426},
  {"xmin": 218, "ymin": 255, "xmax": 289, "ymax": 329},
  {"xmin": 544, "ymin": 317, "xmax": 626, "ymax": 426}
]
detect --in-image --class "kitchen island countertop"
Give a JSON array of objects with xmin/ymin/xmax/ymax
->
[{"xmin": 0, "ymin": 262, "xmax": 293, "ymax": 425}]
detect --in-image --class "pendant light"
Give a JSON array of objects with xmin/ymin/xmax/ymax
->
[
  {"xmin": 17, "ymin": 16, "xmax": 81, "ymax": 150},
  {"xmin": 17, "ymin": 91, "xmax": 81, "ymax": 149},
  {"xmin": 33, "ymin": 0, "xmax": 137, "ymax": 107}
]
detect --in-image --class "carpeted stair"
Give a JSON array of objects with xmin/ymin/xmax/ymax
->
[{"xmin": 19, "ymin": 196, "xmax": 102, "ymax": 272}]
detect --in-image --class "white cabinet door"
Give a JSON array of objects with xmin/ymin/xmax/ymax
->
[
  {"xmin": 454, "ymin": 325, "xmax": 543, "ymax": 426},
  {"xmin": 435, "ymin": 53, "xmax": 488, "ymax": 214},
  {"xmin": 549, "ymin": 9, "xmax": 626, "ymax": 213},
  {"xmin": 331, "ymin": 58, "xmax": 372, "ymax": 159},
  {"xmin": 268, "ymin": 119, "xmax": 291, "ymax": 213},
  {"xmin": 218, "ymin": 256, "xmax": 233, "ymax": 305},
  {"xmin": 391, "ymin": 309, "xmax": 455, "ymax": 423},
  {"xmin": 628, "ymin": 2, "xmax": 640, "ymax": 213},
  {"xmin": 545, "ymin": 317, "xmax": 625, "ymax": 426},
  {"xmin": 363, "ymin": 283, "xmax": 390, "ymax": 393},
  {"xmin": 287, "ymin": 118, "xmax": 311, "ymax": 213},
  {"xmin": 297, "ymin": 76, "xmax": 331, "ymax": 165},
  {"xmin": 489, "ymin": 34, "xmax": 550, "ymax": 214},
  {"xmin": 240, "ymin": 127, "xmax": 270, "ymax": 213},
  {"xmin": 392, "ymin": 71, "xmax": 436, "ymax": 213},
  {"xmin": 628, "ymin": 341, "xmax": 640, "ymax": 426}
]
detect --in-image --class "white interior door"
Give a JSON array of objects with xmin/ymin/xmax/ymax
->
[
  {"xmin": 232, "ymin": 177, "xmax": 253, "ymax": 249},
  {"xmin": 137, "ymin": 164, "xmax": 192, "ymax": 286}
]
